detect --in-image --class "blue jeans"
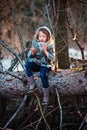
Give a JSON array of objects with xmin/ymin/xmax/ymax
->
[{"xmin": 25, "ymin": 60, "xmax": 51, "ymax": 88}]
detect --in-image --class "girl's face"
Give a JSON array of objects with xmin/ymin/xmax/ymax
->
[{"xmin": 38, "ymin": 31, "xmax": 47, "ymax": 42}]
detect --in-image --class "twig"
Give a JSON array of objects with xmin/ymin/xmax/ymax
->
[
  {"xmin": 36, "ymin": 106, "xmax": 47, "ymax": 129},
  {"xmin": 34, "ymin": 91, "xmax": 50, "ymax": 130},
  {"xmin": 19, "ymin": 104, "xmax": 58, "ymax": 130},
  {"xmin": 79, "ymin": 114, "xmax": 87, "ymax": 130},
  {"xmin": 36, "ymin": 116, "xmax": 43, "ymax": 130},
  {"xmin": 8, "ymin": 48, "xmax": 29, "ymax": 71},
  {"xmin": 0, "ymin": 40, "xmax": 25, "ymax": 72},
  {"xmin": 77, "ymin": 0, "xmax": 87, "ymax": 4},
  {"xmin": 55, "ymin": 87, "xmax": 62, "ymax": 130},
  {"xmin": 45, "ymin": 4, "xmax": 53, "ymax": 35},
  {"xmin": 2, "ymin": 95, "xmax": 28, "ymax": 130},
  {"xmin": 17, "ymin": 103, "xmax": 37, "ymax": 130}
]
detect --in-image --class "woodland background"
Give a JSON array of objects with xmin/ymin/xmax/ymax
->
[{"xmin": 0, "ymin": 0, "xmax": 87, "ymax": 130}]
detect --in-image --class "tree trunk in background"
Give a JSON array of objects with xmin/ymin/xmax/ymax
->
[
  {"xmin": 46, "ymin": 0, "xmax": 70, "ymax": 69},
  {"xmin": 55, "ymin": 0, "xmax": 70, "ymax": 69}
]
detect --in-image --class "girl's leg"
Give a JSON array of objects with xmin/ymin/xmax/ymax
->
[
  {"xmin": 40, "ymin": 66, "xmax": 50, "ymax": 104},
  {"xmin": 42, "ymin": 88, "xmax": 49, "ymax": 105},
  {"xmin": 25, "ymin": 60, "xmax": 40, "ymax": 90}
]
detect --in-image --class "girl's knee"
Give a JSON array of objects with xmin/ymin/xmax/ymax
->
[
  {"xmin": 25, "ymin": 61, "xmax": 31, "ymax": 68},
  {"xmin": 40, "ymin": 72, "xmax": 48, "ymax": 78}
]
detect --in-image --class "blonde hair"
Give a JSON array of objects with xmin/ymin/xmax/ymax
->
[{"xmin": 49, "ymin": 35, "xmax": 55, "ymax": 45}]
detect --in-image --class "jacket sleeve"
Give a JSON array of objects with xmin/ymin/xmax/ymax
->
[
  {"xmin": 27, "ymin": 40, "xmax": 37, "ymax": 58},
  {"xmin": 47, "ymin": 44, "xmax": 55, "ymax": 61}
]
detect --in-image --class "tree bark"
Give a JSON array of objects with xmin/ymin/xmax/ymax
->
[
  {"xmin": 58, "ymin": 0, "xmax": 70, "ymax": 69},
  {"xmin": 0, "ymin": 69, "xmax": 87, "ymax": 97}
]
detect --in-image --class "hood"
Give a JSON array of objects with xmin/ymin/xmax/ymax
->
[
  {"xmin": 34, "ymin": 26, "xmax": 51, "ymax": 40},
  {"xmin": 36, "ymin": 26, "xmax": 51, "ymax": 36}
]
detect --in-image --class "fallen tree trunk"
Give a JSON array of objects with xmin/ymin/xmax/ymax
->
[{"xmin": 0, "ymin": 69, "xmax": 87, "ymax": 97}]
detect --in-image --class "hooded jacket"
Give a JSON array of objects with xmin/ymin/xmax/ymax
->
[{"xmin": 27, "ymin": 26, "xmax": 55, "ymax": 68}]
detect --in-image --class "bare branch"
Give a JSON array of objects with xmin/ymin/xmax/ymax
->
[
  {"xmin": 6, "ymin": 0, "xmax": 25, "ymax": 57},
  {"xmin": 55, "ymin": 87, "xmax": 62, "ymax": 130},
  {"xmin": 2, "ymin": 95, "xmax": 28, "ymax": 130},
  {"xmin": 0, "ymin": 39, "xmax": 25, "ymax": 72}
]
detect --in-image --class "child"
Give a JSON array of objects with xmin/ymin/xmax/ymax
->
[{"xmin": 25, "ymin": 26, "xmax": 55, "ymax": 105}]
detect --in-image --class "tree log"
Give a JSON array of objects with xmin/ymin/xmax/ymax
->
[{"xmin": 0, "ymin": 69, "xmax": 87, "ymax": 97}]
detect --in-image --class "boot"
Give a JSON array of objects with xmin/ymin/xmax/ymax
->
[
  {"xmin": 28, "ymin": 76, "xmax": 35, "ymax": 91},
  {"xmin": 42, "ymin": 88, "xmax": 49, "ymax": 105}
]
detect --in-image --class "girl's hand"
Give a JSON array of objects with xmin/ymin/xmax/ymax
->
[
  {"xmin": 42, "ymin": 44, "xmax": 49, "ymax": 57},
  {"xmin": 42, "ymin": 44, "xmax": 47, "ymax": 51},
  {"xmin": 30, "ymin": 48, "xmax": 37, "ymax": 54}
]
